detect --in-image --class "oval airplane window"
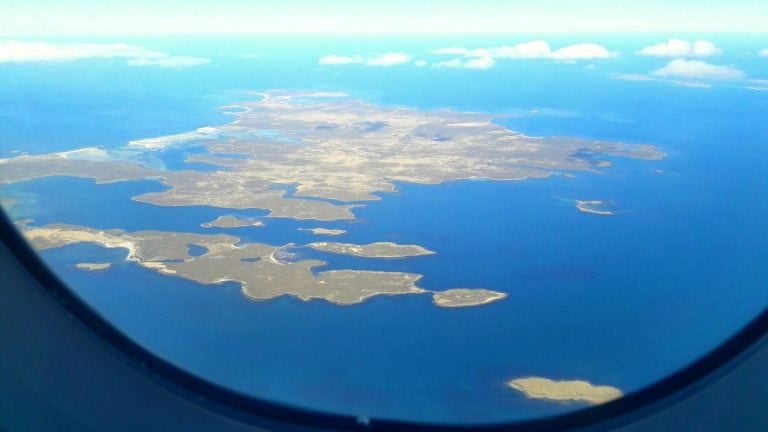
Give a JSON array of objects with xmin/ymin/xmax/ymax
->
[{"xmin": 1, "ymin": 3, "xmax": 768, "ymax": 426}]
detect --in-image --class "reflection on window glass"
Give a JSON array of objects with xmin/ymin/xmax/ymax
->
[{"xmin": 1, "ymin": 1, "xmax": 768, "ymax": 425}]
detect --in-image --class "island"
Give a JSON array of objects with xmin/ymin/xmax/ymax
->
[
  {"xmin": 201, "ymin": 215, "xmax": 265, "ymax": 228},
  {"xmin": 298, "ymin": 227, "xmax": 347, "ymax": 236},
  {"xmin": 507, "ymin": 376, "xmax": 623, "ymax": 405},
  {"xmin": 0, "ymin": 91, "xmax": 664, "ymax": 222},
  {"xmin": 75, "ymin": 262, "xmax": 112, "ymax": 271},
  {"xmin": 432, "ymin": 288, "xmax": 508, "ymax": 307},
  {"xmin": 576, "ymin": 200, "xmax": 615, "ymax": 216},
  {"xmin": 306, "ymin": 241, "xmax": 435, "ymax": 258},
  {"xmin": 1, "ymin": 90, "xmax": 665, "ymax": 309},
  {"xmin": 22, "ymin": 224, "xmax": 504, "ymax": 307}
]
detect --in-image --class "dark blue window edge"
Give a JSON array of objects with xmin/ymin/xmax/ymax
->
[{"xmin": 2, "ymin": 207, "xmax": 768, "ymax": 432}]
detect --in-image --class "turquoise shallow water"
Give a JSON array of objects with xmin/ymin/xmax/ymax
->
[{"xmin": 1, "ymin": 35, "xmax": 768, "ymax": 423}]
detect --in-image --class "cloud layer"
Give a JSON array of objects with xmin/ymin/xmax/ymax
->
[
  {"xmin": 319, "ymin": 52, "xmax": 411, "ymax": 67},
  {"xmin": 617, "ymin": 58, "xmax": 749, "ymax": 89},
  {"xmin": 637, "ymin": 38, "xmax": 722, "ymax": 57},
  {"xmin": 320, "ymin": 40, "xmax": 615, "ymax": 71},
  {"xmin": 652, "ymin": 59, "xmax": 744, "ymax": 81},
  {"xmin": 430, "ymin": 41, "xmax": 614, "ymax": 69},
  {"xmin": 760, "ymin": 49, "xmax": 768, "ymax": 58},
  {"xmin": 434, "ymin": 56, "xmax": 495, "ymax": 70},
  {"xmin": 434, "ymin": 40, "xmax": 615, "ymax": 61},
  {"xmin": 0, "ymin": 40, "xmax": 209, "ymax": 68}
]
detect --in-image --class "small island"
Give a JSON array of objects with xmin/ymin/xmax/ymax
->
[
  {"xmin": 307, "ymin": 241, "xmax": 435, "ymax": 258},
  {"xmin": 75, "ymin": 262, "xmax": 112, "ymax": 271},
  {"xmin": 201, "ymin": 215, "xmax": 265, "ymax": 228},
  {"xmin": 576, "ymin": 200, "xmax": 615, "ymax": 216},
  {"xmin": 431, "ymin": 288, "xmax": 507, "ymax": 307},
  {"xmin": 507, "ymin": 377, "xmax": 623, "ymax": 405},
  {"xmin": 298, "ymin": 227, "xmax": 347, "ymax": 236}
]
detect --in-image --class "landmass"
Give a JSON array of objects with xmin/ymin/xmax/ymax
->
[
  {"xmin": 307, "ymin": 241, "xmax": 434, "ymax": 258},
  {"xmin": 432, "ymin": 288, "xmax": 507, "ymax": 307},
  {"xmin": 75, "ymin": 262, "xmax": 112, "ymax": 271},
  {"xmin": 0, "ymin": 90, "xmax": 664, "ymax": 222},
  {"xmin": 201, "ymin": 215, "xmax": 265, "ymax": 228},
  {"xmin": 298, "ymin": 227, "xmax": 347, "ymax": 236},
  {"xmin": 507, "ymin": 377, "xmax": 623, "ymax": 405},
  {"xmin": 22, "ymin": 224, "xmax": 503, "ymax": 307},
  {"xmin": 576, "ymin": 200, "xmax": 615, "ymax": 216},
  {"xmin": 1, "ymin": 90, "xmax": 664, "ymax": 309}
]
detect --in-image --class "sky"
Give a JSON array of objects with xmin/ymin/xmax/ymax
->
[{"xmin": 1, "ymin": 0, "xmax": 767, "ymax": 35}]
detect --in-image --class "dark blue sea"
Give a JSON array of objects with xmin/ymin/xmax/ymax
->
[{"xmin": 1, "ymin": 35, "xmax": 768, "ymax": 424}]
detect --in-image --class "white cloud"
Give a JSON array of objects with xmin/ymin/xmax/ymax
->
[
  {"xmin": 0, "ymin": 40, "xmax": 209, "ymax": 68},
  {"xmin": 432, "ymin": 47, "xmax": 474, "ymax": 56},
  {"xmin": 0, "ymin": 41, "xmax": 156, "ymax": 62},
  {"xmin": 433, "ymin": 40, "xmax": 616, "ymax": 62},
  {"xmin": 464, "ymin": 56, "xmax": 495, "ymax": 69},
  {"xmin": 652, "ymin": 59, "xmax": 744, "ymax": 81},
  {"xmin": 691, "ymin": 40, "xmax": 722, "ymax": 57},
  {"xmin": 614, "ymin": 73, "xmax": 656, "ymax": 82},
  {"xmin": 321, "ymin": 40, "xmax": 614, "ymax": 72},
  {"xmin": 616, "ymin": 58, "xmax": 747, "ymax": 89},
  {"xmin": 318, "ymin": 54, "xmax": 364, "ymax": 65},
  {"xmin": 365, "ymin": 52, "xmax": 411, "ymax": 67},
  {"xmin": 489, "ymin": 40, "xmax": 551, "ymax": 59},
  {"xmin": 550, "ymin": 43, "xmax": 614, "ymax": 60},
  {"xmin": 432, "ymin": 57, "xmax": 495, "ymax": 70},
  {"xmin": 128, "ymin": 56, "xmax": 209, "ymax": 68},
  {"xmin": 433, "ymin": 58, "xmax": 464, "ymax": 68},
  {"xmin": 614, "ymin": 73, "xmax": 712, "ymax": 88},
  {"xmin": 760, "ymin": 49, "xmax": 768, "ymax": 57},
  {"xmin": 637, "ymin": 38, "xmax": 722, "ymax": 57},
  {"xmin": 747, "ymin": 79, "xmax": 768, "ymax": 91},
  {"xmin": 319, "ymin": 52, "xmax": 411, "ymax": 67}
]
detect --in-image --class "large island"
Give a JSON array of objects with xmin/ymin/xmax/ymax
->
[{"xmin": 1, "ymin": 90, "xmax": 664, "ymax": 308}]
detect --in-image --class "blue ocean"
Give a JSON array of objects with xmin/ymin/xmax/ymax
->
[{"xmin": 1, "ymin": 35, "xmax": 768, "ymax": 423}]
